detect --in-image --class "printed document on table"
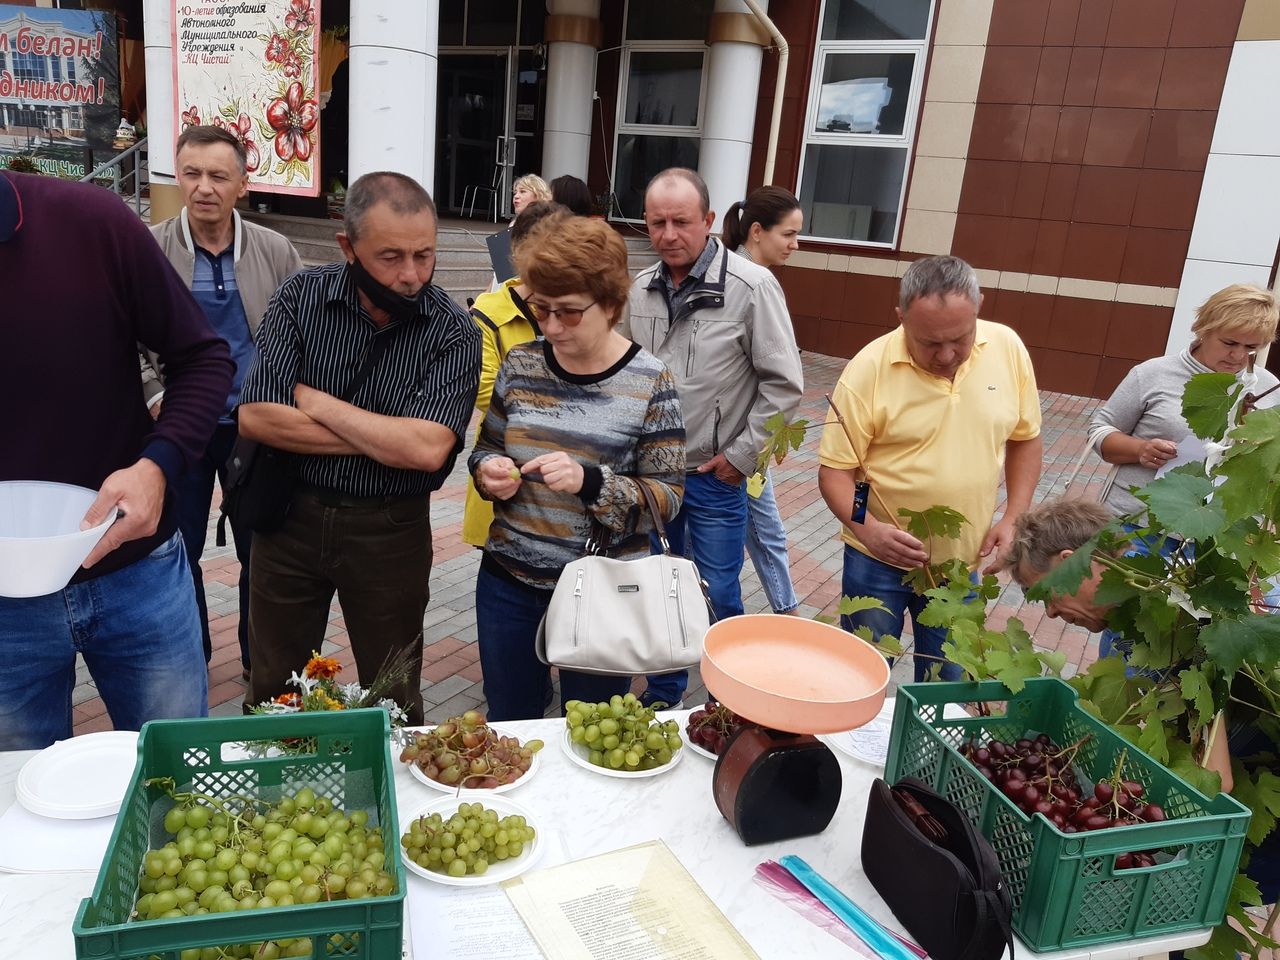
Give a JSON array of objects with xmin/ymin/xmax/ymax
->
[
  {"xmin": 407, "ymin": 874, "xmax": 543, "ymax": 960},
  {"xmin": 503, "ymin": 840, "xmax": 760, "ymax": 960}
]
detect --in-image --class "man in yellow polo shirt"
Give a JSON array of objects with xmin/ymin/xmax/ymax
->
[{"xmin": 818, "ymin": 255, "xmax": 1042, "ymax": 681}]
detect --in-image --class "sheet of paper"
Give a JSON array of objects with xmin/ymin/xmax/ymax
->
[
  {"xmin": 504, "ymin": 841, "xmax": 759, "ymax": 960},
  {"xmin": 1155, "ymin": 435, "xmax": 1207, "ymax": 478},
  {"xmin": 407, "ymin": 873, "xmax": 544, "ymax": 960},
  {"xmin": 0, "ymin": 801, "xmax": 115, "ymax": 873}
]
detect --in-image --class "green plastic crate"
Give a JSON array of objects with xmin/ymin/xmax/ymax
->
[
  {"xmin": 884, "ymin": 678, "xmax": 1250, "ymax": 952},
  {"xmin": 73, "ymin": 708, "xmax": 405, "ymax": 960}
]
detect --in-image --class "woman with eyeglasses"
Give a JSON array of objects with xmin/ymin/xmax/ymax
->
[
  {"xmin": 1089, "ymin": 283, "xmax": 1279, "ymax": 519},
  {"xmin": 468, "ymin": 217, "xmax": 686, "ymax": 720}
]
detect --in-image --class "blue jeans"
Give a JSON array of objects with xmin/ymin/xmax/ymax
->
[
  {"xmin": 746, "ymin": 469, "xmax": 798, "ymax": 614},
  {"xmin": 0, "ymin": 531, "xmax": 208, "ymax": 750},
  {"xmin": 840, "ymin": 545, "xmax": 963, "ymax": 683},
  {"xmin": 644, "ymin": 471, "xmax": 748, "ymax": 706},
  {"xmin": 173, "ymin": 421, "xmax": 251, "ymax": 666},
  {"xmin": 475, "ymin": 562, "xmax": 630, "ymax": 721}
]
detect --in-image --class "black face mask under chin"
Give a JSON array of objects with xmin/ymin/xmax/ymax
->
[{"xmin": 349, "ymin": 257, "xmax": 424, "ymax": 322}]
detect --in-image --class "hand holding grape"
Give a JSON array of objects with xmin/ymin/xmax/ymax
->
[
  {"xmin": 478, "ymin": 456, "xmax": 523, "ymax": 500},
  {"xmin": 522, "ymin": 451, "xmax": 585, "ymax": 494}
]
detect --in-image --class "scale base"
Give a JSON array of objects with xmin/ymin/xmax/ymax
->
[{"xmin": 712, "ymin": 726, "xmax": 842, "ymax": 845}]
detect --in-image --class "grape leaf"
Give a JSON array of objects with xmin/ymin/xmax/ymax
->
[
  {"xmin": 918, "ymin": 575, "xmax": 982, "ymax": 628},
  {"xmin": 763, "ymin": 411, "xmax": 786, "ymax": 434},
  {"xmin": 1038, "ymin": 648, "xmax": 1068, "ymax": 676},
  {"xmin": 1182, "ymin": 371, "xmax": 1240, "ymax": 440},
  {"xmin": 1068, "ymin": 654, "xmax": 1131, "ymax": 724},
  {"xmin": 1028, "ymin": 537, "xmax": 1097, "ymax": 602},
  {"xmin": 1179, "ymin": 666, "xmax": 1216, "ymax": 731},
  {"xmin": 898, "ymin": 505, "xmax": 968, "ymax": 544},
  {"xmin": 837, "ymin": 595, "xmax": 888, "ymax": 617},
  {"xmin": 1214, "ymin": 516, "xmax": 1280, "ymax": 576},
  {"xmin": 745, "ymin": 472, "xmax": 766, "ymax": 499},
  {"xmin": 1231, "ymin": 764, "xmax": 1280, "ymax": 846},
  {"xmin": 1135, "ymin": 471, "xmax": 1227, "ymax": 540},
  {"xmin": 1165, "ymin": 737, "xmax": 1223, "ymax": 796},
  {"xmin": 1187, "ymin": 873, "xmax": 1263, "ymax": 960},
  {"xmin": 1200, "ymin": 613, "xmax": 1280, "ymax": 675},
  {"xmin": 1137, "ymin": 718, "xmax": 1170, "ymax": 764},
  {"xmin": 1216, "ymin": 407, "xmax": 1280, "ymax": 518}
]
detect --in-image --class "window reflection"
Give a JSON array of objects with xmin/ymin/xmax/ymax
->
[{"xmin": 814, "ymin": 53, "xmax": 914, "ymax": 136}]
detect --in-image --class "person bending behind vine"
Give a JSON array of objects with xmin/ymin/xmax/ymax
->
[{"xmin": 1001, "ymin": 498, "xmax": 1278, "ymax": 921}]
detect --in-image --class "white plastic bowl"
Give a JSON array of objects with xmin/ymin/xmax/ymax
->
[{"xmin": 0, "ymin": 481, "xmax": 116, "ymax": 598}]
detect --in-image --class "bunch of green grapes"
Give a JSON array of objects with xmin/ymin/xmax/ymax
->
[
  {"xmin": 564, "ymin": 693, "xmax": 683, "ymax": 770},
  {"xmin": 131, "ymin": 782, "xmax": 395, "ymax": 959},
  {"xmin": 400, "ymin": 801, "xmax": 536, "ymax": 877}
]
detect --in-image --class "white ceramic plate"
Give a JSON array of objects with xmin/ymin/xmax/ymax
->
[
  {"xmin": 399, "ymin": 794, "xmax": 543, "ymax": 887},
  {"xmin": 402, "ymin": 724, "xmax": 541, "ymax": 795},
  {"xmin": 684, "ymin": 738, "xmax": 719, "ymax": 762},
  {"xmin": 16, "ymin": 730, "xmax": 139, "ymax": 819},
  {"xmin": 559, "ymin": 726, "xmax": 684, "ymax": 778}
]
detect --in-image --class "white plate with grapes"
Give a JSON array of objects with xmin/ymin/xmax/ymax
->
[
  {"xmin": 559, "ymin": 725, "xmax": 684, "ymax": 778},
  {"xmin": 399, "ymin": 795, "xmax": 543, "ymax": 887},
  {"xmin": 401, "ymin": 720, "xmax": 543, "ymax": 795}
]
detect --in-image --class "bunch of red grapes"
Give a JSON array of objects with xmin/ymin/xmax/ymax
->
[
  {"xmin": 685, "ymin": 700, "xmax": 754, "ymax": 756},
  {"xmin": 960, "ymin": 734, "xmax": 1168, "ymax": 867}
]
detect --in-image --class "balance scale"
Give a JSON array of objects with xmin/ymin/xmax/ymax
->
[{"xmin": 698, "ymin": 614, "xmax": 890, "ymax": 846}]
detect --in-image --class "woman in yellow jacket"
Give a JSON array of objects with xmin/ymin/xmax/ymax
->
[{"xmin": 462, "ymin": 201, "xmax": 569, "ymax": 545}]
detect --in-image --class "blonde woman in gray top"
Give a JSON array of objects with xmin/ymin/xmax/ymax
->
[{"xmin": 1088, "ymin": 283, "xmax": 1279, "ymax": 518}]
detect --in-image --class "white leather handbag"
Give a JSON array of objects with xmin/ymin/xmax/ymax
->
[{"xmin": 535, "ymin": 482, "xmax": 713, "ymax": 676}]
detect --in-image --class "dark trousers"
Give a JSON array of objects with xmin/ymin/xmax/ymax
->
[
  {"xmin": 247, "ymin": 488, "xmax": 433, "ymax": 725},
  {"xmin": 173, "ymin": 421, "xmax": 251, "ymax": 665}
]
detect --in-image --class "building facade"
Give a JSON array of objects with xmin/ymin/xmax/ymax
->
[{"xmin": 20, "ymin": 0, "xmax": 1277, "ymax": 397}]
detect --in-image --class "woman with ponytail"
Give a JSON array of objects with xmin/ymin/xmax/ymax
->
[{"xmin": 723, "ymin": 186, "xmax": 805, "ymax": 615}]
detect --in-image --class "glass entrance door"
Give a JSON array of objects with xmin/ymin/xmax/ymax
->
[{"xmin": 435, "ymin": 51, "xmax": 516, "ymax": 219}]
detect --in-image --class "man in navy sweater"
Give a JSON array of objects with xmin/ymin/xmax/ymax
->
[{"xmin": 0, "ymin": 170, "xmax": 233, "ymax": 750}]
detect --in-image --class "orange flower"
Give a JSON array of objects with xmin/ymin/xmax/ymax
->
[
  {"xmin": 304, "ymin": 653, "xmax": 342, "ymax": 680},
  {"xmin": 274, "ymin": 692, "xmax": 302, "ymax": 707}
]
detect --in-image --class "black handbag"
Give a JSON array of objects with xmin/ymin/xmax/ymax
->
[
  {"xmin": 862, "ymin": 777, "xmax": 1015, "ymax": 960},
  {"xmin": 221, "ymin": 329, "xmax": 397, "ymax": 537}
]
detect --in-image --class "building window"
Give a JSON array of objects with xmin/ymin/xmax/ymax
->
[
  {"xmin": 798, "ymin": 0, "xmax": 934, "ymax": 247},
  {"xmin": 611, "ymin": 0, "xmax": 712, "ymax": 221}
]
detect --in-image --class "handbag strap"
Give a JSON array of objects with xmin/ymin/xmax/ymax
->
[
  {"xmin": 583, "ymin": 479, "xmax": 670, "ymax": 557},
  {"xmin": 958, "ymin": 888, "xmax": 1015, "ymax": 960},
  {"xmin": 340, "ymin": 326, "xmax": 397, "ymax": 403},
  {"xmin": 635, "ymin": 480, "xmax": 672, "ymax": 555}
]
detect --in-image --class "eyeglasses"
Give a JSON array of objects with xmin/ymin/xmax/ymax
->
[{"xmin": 526, "ymin": 300, "xmax": 596, "ymax": 326}]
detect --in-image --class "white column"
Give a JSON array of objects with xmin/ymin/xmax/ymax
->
[
  {"xmin": 699, "ymin": 0, "xmax": 768, "ymax": 232},
  {"xmin": 542, "ymin": 0, "xmax": 600, "ymax": 182},
  {"xmin": 142, "ymin": 0, "xmax": 174, "ymax": 181},
  {"xmin": 348, "ymin": 0, "xmax": 439, "ymax": 191}
]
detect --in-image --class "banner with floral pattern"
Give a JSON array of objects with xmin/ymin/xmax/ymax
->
[{"xmin": 172, "ymin": 0, "xmax": 320, "ymax": 196}]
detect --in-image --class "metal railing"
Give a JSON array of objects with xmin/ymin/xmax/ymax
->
[{"xmin": 80, "ymin": 137, "xmax": 149, "ymax": 217}]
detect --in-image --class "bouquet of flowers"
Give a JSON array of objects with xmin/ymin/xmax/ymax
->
[{"xmin": 247, "ymin": 650, "xmax": 414, "ymax": 752}]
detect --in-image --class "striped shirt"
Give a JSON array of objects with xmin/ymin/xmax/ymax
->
[
  {"xmin": 469, "ymin": 340, "xmax": 686, "ymax": 589},
  {"xmin": 240, "ymin": 262, "xmax": 481, "ymax": 497}
]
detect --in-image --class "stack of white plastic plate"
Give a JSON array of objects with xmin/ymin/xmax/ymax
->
[{"xmin": 16, "ymin": 731, "xmax": 139, "ymax": 819}]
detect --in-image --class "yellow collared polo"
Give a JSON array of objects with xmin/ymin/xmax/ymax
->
[{"xmin": 818, "ymin": 319, "xmax": 1041, "ymax": 566}]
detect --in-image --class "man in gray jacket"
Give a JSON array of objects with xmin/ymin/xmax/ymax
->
[
  {"xmin": 624, "ymin": 167, "xmax": 804, "ymax": 707},
  {"xmin": 144, "ymin": 124, "xmax": 302, "ymax": 673}
]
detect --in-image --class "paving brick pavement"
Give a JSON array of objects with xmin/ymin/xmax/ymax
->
[{"xmin": 72, "ymin": 350, "xmax": 1107, "ymax": 733}]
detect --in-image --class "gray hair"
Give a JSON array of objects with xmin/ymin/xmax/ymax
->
[
  {"xmin": 898, "ymin": 255, "xmax": 981, "ymax": 312},
  {"xmin": 1003, "ymin": 498, "xmax": 1112, "ymax": 582},
  {"xmin": 344, "ymin": 171, "xmax": 436, "ymax": 243}
]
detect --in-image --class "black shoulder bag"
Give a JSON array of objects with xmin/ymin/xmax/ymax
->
[
  {"xmin": 862, "ymin": 777, "xmax": 1015, "ymax": 960},
  {"xmin": 221, "ymin": 330, "xmax": 396, "ymax": 538}
]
